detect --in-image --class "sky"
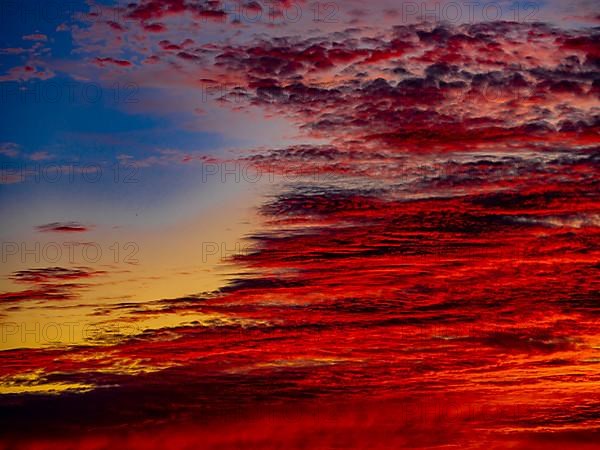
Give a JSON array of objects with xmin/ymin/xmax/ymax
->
[{"xmin": 0, "ymin": 1, "xmax": 599, "ymax": 449}]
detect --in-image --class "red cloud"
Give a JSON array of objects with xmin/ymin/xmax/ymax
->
[
  {"xmin": 94, "ymin": 57, "xmax": 133, "ymax": 67},
  {"xmin": 36, "ymin": 222, "xmax": 90, "ymax": 233}
]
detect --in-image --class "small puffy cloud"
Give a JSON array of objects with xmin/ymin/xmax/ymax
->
[
  {"xmin": 22, "ymin": 33, "xmax": 48, "ymax": 42},
  {"xmin": 93, "ymin": 57, "xmax": 133, "ymax": 67},
  {"xmin": 29, "ymin": 151, "xmax": 53, "ymax": 161},
  {"xmin": 0, "ymin": 142, "xmax": 20, "ymax": 158}
]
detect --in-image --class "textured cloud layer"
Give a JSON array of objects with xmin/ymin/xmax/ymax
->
[{"xmin": 0, "ymin": 4, "xmax": 599, "ymax": 449}]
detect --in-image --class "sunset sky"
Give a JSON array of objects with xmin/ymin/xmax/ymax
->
[{"xmin": 0, "ymin": 1, "xmax": 599, "ymax": 448}]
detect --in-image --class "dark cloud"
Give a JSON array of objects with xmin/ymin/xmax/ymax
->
[
  {"xmin": 1, "ymin": 267, "xmax": 107, "ymax": 303},
  {"xmin": 35, "ymin": 222, "xmax": 91, "ymax": 233},
  {"xmin": 93, "ymin": 57, "xmax": 133, "ymax": 67},
  {"xmin": 9, "ymin": 267, "xmax": 104, "ymax": 284}
]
